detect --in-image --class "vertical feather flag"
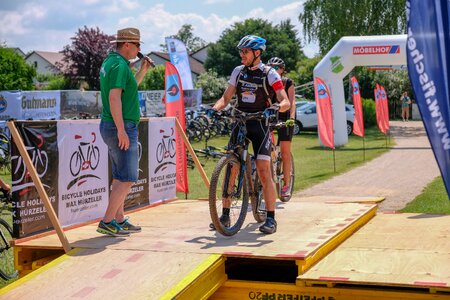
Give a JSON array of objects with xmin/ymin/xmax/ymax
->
[
  {"xmin": 314, "ymin": 77, "xmax": 335, "ymax": 149},
  {"xmin": 380, "ymin": 85, "xmax": 390, "ymax": 132},
  {"xmin": 374, "ymin": 84, "xmax": 387, "ymax": 135},
  {"xmin": 164, "ymin": 62, "xmax": 188, "ymax": 193},
  {"xmin": 407, "ymin": 0, "xmax": 450, "ymax": 198},
  {"xmin": 351, "ymin": 76, "xmax": 365, "ymax": 137}
]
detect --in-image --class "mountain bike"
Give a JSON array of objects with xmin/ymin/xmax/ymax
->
[
  {"xmin": 270, "ymin": 120, "xmax": 295, "ymax": 203},
  {"xmin": 248, "ymin": 118, "xmax": 295, "ymax": 225},
  {"xmin": 0, "ymin": 188, "xmax": 18, "ymax": 281},
  {"xmin": 208, "ymin": 107, "xmax": 281, "ymax": 236}
]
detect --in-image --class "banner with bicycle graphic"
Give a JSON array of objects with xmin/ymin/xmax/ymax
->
[{"xmin": 11, "ymin": 118, "xmax": 176, "ymax": 238}]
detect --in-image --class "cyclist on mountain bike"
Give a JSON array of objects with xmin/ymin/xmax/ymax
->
[
  {"xmin": 267, "ymin": 57, "xmax": 296, "ymax": 198},
  {"xmin": 209, "ymin": 35, "xmax": 290, "ymax": 234}
]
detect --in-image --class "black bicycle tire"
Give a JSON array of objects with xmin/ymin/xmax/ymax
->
[
  {"xmin": 278, "ymin": 152, "xmax": 295, "ymax": 202},
  {"xmin": 209, "ymin": 154, "xmax": 249, "ymax": 236},
  {"xmin": 0, "ymin": 218, "xmax": 18, "ymax": 281},
  {"xmin": 251, "ymin": 172, "xmax": 267, "ymax": 223}
]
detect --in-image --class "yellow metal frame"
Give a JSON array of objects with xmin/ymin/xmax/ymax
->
[
  {"xmin": 296, "ymin": 205, "xmax": 377, "ymax": 274},
  {"xmin": 161, "ymin": 254, "xmax": 227, "ymax": 300},
  {"xmin": 212, "ymin": 280, "xmax": 450, "ymax": 300}
]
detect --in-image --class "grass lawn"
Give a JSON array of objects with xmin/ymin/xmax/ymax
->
[
  {"xmin": 177, "ymin": 127, "xmax": 393, "ymax": 200},
  {"xmin": 401, "ymin": 176, "xmax": 450, "ymax": 214}
]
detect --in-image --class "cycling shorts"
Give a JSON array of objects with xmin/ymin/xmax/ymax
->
[{"xmin": 229, "ymin": 119, "xmax": 272, "ymax": 161}]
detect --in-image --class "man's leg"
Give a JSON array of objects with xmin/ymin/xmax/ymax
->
[
  {"xmin": 256, "ymin": 159, "xmax": 278, "ymax": 234},
  {"xmin": 280, "ymin": 141, "xmax": 291, "ymax": 187},
  {"xmin": 104, "ymin": 179, "xmax": 133, "ymax": 223}
]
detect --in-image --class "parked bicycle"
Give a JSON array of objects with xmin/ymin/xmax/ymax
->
[
  {"xmin": 208, "ymin": 107, "xmax": 292, "ymax": 236},
  {"xmin": 0, "ymin": 187, "xmax": 18, "ymax": 281}
]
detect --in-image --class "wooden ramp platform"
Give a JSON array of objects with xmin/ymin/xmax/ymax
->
[
  {"xmin": 1, "ymin": 199, "xmax": 376, "ymax": 299},
  {"xmin": 297, "ymin": 212, "xmax": 450, "ymax": 293},
  {"xmin": 212, "ymin": 212, "xmax": 450, "ymax": 300}
]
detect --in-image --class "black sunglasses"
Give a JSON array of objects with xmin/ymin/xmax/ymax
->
[{"xmin": 129, "ymin": 42, "xmax": 141, "ymax": 48}]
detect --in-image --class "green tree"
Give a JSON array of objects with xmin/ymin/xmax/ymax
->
[
  {"xmin": 288, "ymin": 56, "xmax": 322, "ymax": 99},
  {"xmin": 160, "ymin": 24, "xmax": 207, "ymax": 53},
  {"xmin": 204, "ymin": 18, "xmax": 304, "ymax": 76},
  {"xmin": 195, "ymin": 70, "xmax": 228, "ymax": 102},
  {"xmin": 0, "ymin": 47, "xmax": 36, "ymax": 90},
  {"xmin": 299, "ymin": 0, "xmax": 407, "ymax": 54},
  {"xmin": 59, "ymin": 26, "xmax": 114, "ymax": 90},
  {"xmin": 139, "ymin": 65, "xmax": 165, "ymax": 91}
]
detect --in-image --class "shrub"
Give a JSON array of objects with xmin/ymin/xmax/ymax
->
[{"xmin": 362, "ymin": 98, "xmax": 376, "ymax": 128}]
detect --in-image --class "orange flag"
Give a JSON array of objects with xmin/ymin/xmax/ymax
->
[{"xmin": 314, "ymin": 77, "xmax": 335, "ymax": 149}]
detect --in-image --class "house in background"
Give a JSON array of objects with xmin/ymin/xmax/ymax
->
[
  {"xmin": 190, "ymin": 45, "xmax": 209, "ymax": 64},
  {"xmin": 147, "ymin": 50, "xmax": 206, "ymax": 82},
  {"xmin": 7, "ymin": 47, "xmax": 26, "ymax": 58},
  {"xmin": 25, "ymin": 51, "xmax": 64, "ymax": 75}
]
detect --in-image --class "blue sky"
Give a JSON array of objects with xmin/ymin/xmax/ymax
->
[{"xmin": 0, "ymin": 0, "xmax": 318, "ymax": 57}]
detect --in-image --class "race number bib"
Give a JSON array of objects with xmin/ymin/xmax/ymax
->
[{"xmin": 241, "ymin": 91, "xmax": 256, "ymax": 103}]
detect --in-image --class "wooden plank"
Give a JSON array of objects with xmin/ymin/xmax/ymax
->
[
  {"xmin": 175, "ymin": 117, "xmax": 210, "ymax": 189},
  {"xmin": 298, "ymin": 213, "xmax": 450, "ymax": 292},
  {"xmin": 1, "ymin": 249, "xmax": 214, "ymax": 300},
  {"xmin": 14, "ymin": 201, "xmax": 377, "ymax": 261}
]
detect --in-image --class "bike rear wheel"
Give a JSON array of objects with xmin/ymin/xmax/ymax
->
[
  {"xmin": 209, "ymin": 154, "xmax": 249, "ymax": 236},
  {"xmin": 277, "ymin": 152, "xmax": 295, "ymax": 202}
]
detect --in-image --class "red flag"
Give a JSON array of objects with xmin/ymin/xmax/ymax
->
[
  {"xmin": 164, "ymin": 62, "xmax": 188, "ymax": 193},
  {"xmin": 351, "ymin": 76, "xmax": 364, "ymax": 137},
  {"xmin": 374, "ymin": 83, "xmax": 387, "ymax": 135},
  {"xmin": 314, "ymin": 77, "xmax": 335, "ymax": 149},
  {"xmin": 380, "ymin": 86, "xmax": 390, "ymax": 132}
]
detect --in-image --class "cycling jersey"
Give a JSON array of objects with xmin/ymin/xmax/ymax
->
[
  {"xmin": 229, "ymin": 63, "xmax": 284, "ymax": 113},
  {"xmin": 228, "ymin": 63, "xmax": 284, "ymax": 160}
]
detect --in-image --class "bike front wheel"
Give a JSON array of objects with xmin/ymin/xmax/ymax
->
[
  {"xmin": 209, "ymin": 154, "xmax": 249, "ymax": 236},
  {"xmin": 251, "ymin": 172, "xmax": 267, "ymax": 223}
]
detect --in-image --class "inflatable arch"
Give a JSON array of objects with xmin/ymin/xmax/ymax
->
[{"xmin": 313, "ymin": 34, "xmax": 407, "ymax": 146}]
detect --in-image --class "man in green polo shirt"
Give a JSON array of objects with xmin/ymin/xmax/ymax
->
[{"xmin": 97, "ymin": 27, "xmax": 153, "ymax": 237}]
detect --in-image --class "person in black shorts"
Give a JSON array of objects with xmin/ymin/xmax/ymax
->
[
  {"xmin": 267, "ymin": 57, "xmax": 296, "ymax": 197},
  {"xmin": 209, "ymin": 35, "xmax": 290, "ymax": 234}
]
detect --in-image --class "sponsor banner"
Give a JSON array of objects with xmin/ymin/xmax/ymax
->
[
  {"xmin": 21, "ymin": 91, "xmax": 60, "ymax": 120},
  {"xmin": 314, "ymin": 77, "xmax": 335, "ymax": 149},
  {"xmin": 124, "ymin": 121, "xmax": 150, "ymax": 209},
  {"xmin": 165, "ymin": 62, "xmax": 188, "ymax": 193},
  {"xmin": 184, "ymin": 89, "xmax": 202, "ymax": 110},
  {"xmin": 166, "ymin": 37, "xmax": 194, "ymax": 89},
  {"xmin": 139, "ymin": 90, "xmax": 165, "ymax": 117},
  {"xmin": 0, "ymin": 91, "xmax": 22, "ymax": 121},
  {"xmin": 11, "ymin": 121, "xmax": 58, "ymax": 238},
  {"xmin": 57, "ymin": 120, "xmax": 109, "ymax": 226},
  {"xmin": 148, "ymin": 117, "xmax": 177, "ymax": 203},
  {"xmin": 407, "ymin": 0, "xmax": 450, "ymax": 197},
  {"xmin": 351, "ymin": 76, "xmax": 364, "ymax": 137},
  {"xmin": 352, "ymin": 45, "xmax": 401, "ymax": 55},
  {"xmin": 374, "ymin": 84, "xmax": 386, "ymax": 134},
  {"xmin": 60, "ymin": 91, "xmax": 102, "ymax": 119}
]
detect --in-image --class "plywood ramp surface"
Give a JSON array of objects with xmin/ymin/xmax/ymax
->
[
  {"xmin": 298, "ymin": 213, "xmax": 450, "ymax": 291},
  {"xmin": 14, "ymin": 200, "xmax": 376, "ymax": 260},
  {"xmin": 1, "ymin": 248, "xmax": 214, "ymax": 300}
]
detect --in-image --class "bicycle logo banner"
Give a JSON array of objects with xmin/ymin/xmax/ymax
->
[
  {"xmin": 10, "ymin": 119, "xmax": 175, "ymax": 238},
  {"xmin": 57, "ymin": 121, "xmax": 109, "ymax": 227},
  {"xmin": 148, "ymin": 118, "xmax": 177, "ymax": 203},
  {"xmin": 11, "ymin": 122, "xmax": 59, "ymax": 237}
]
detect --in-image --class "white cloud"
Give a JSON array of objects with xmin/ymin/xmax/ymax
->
[
  {"xmin": 204, "ymin": 0, "xmax": 233, "ymax": 4},
  {"xmin": 2, "ymin": 1, "xmax": 318, "ymax": 57}
]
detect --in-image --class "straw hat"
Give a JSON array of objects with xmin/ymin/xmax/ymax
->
[{"xmin": 110, "ymin": 27, "xmax": 143, "ymax": 44}]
